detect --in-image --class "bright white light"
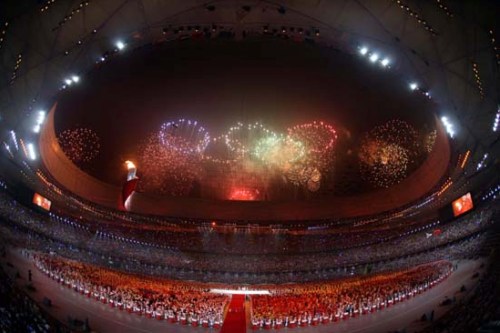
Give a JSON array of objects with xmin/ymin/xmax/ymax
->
[
  {"xmin": 441, "ymin": 116, "xmax": 455, "ymax": 138},
  {"xmin": 409, "ymin": 82, "xmax": 418, "ymax": 90},
  {"xmin": 27, "ymin": 143, "xmax": 36, "ymax": 160},
  {"xmin": 10, "ymin": 130, "xmax": 18, "ymax": 150},
  {"xmin": 477, "ymin": 153, "xmax": 488, "ymax": 171},
  {"xmin": 359, "ymin": 47, "xmax": 368, "ymax": 55},
  {"xmin": 380, "ymin": 58, "xmax": 390, "ymax": 67},
  {"xmin": 37, "ymin": 111, "xmax": 45, "ymax": 123},
  {"xmin": 33, "ymin": 110, "xmax": 46, "ymax": 133},
  {"xmin": 65, "ymin": 79, "xmax": 72, "ymax": 85},
  {"xmin": 71, "ymin": 75, "xmax": 80, "ymax": 83},
  {"xmin": 209, "ymin": 289, "xmax": 270, "ymax": 295},
  {"xmin": 493, "ymin": 107, "xmax": 500, "ymax": 132},
  {"xmin": 116, "ymin": 41, "xmax": 125, "ymax": 50},
  {"xmin": 369, "ymin": 53, "xmax": 379, "ymax": 62}
]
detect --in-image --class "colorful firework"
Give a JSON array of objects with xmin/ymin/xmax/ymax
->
[
  {"xmin": 159, "ymin": 118, "xmax": 210, "ymax": 154},
  {"xmin": 57, "ymin": 127, "xmax": 100, "ymax": 163},
  {"xmin": 137, "ymin": 133, "xmax": 202, "ymax": 196},
  {"xmin": 359, "ymin": 119, "xmax": 418, "ymax": 188},
  {"xmin": 253, "ymin": 135, "xmax": 306, "ymax": 168},
  {"xmin": 223, "ymin": 122, "xmax": 276, "ymax": 156},
  {"xmin": 367, "ymin": 119, "xmax": 419, "ymax": 156},
  {"xmin": 131, "ymin": 118, "xmax": 435, "ymax": 196},
  {"xmin": 287, "ymin": 121, "xmax": 338, "ymax": 172},
  {"xmin": 288, "ymin": 121, "xmax": 337, "ymax": 154},
  {"xmin": 285, "ymin": 165, "xmax": 321, "ymax": 187},
  {"xmin": 202, "ymin": 134, "xmax": 241, "ymax": 165}
]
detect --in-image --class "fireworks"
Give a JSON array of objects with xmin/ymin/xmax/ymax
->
[
  {"xmin": 285, "ymin": 165, "xmax": 322, "ymax": 188},
  {"xmin": 224, "ymin": 121, "xmax": 276, "ymax": 156},
  {"xmin": 359, "ymin": 119, "xmax": 418, "ymax": 188},
  {"xmin": 288, "ymin": 121, "xmax": 338, "ymax": 153},
  {"xmin": 138, "ymin": 120, "xmax": 340, "ymax": 196},
  {"xmin": 57, "ymin": 127, "xmax": 100, "ymax": 164},
  {"xmin": 424, "ymin": 130, "xmax": 437, "ymax": 153},
  {"xmin": 287, "ymin": 121, "xmax": 338, "ymax": 172},
  {"xmin": 253, "ymin": 135, "xmax": 306, "ymax": 168},
  {"xmin": 159, "ymin": 119, "xmax": 210, "ymax": 154},
  {"xmin": 228, "ymin": 187, "xmax": 260, "ymax": 201},
  {"xmin": 137, "ymin": 133, "xmax": 202, "ymax": 196}
]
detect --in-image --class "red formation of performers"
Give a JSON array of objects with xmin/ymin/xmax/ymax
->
[
  {"xmin": 251, "ymin": 261, "xmax": 452, "ymax": 329},
  {"xmin": 33, "ymin": 253, "xmax": 451, "ymax": 330}
]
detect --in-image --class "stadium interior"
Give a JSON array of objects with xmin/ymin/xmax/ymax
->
[{"xmin": 0, "ymin": 1, "xmax": 498, "ymax": 333}]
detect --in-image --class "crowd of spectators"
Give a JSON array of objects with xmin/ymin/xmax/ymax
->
[
  {"xmin": 0, "ymin": 188, "xmax": 494, "ymax": 283},
  {"xmin": 250, "ymin": 261, "xmax": 452, "ymax": 329},
  {"xmin": 417, "ymin": 228, "xmax": 500, "ymax": 333},
  {"xmin": 34, "ymin": 253, "xmax": 228, "ymax": 328}
]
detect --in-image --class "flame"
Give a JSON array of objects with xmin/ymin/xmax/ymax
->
[{"xmin": 125, "ymin": 160, "xmax": 136, "ymax": 170}]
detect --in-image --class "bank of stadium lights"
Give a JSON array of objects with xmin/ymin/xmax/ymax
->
[
  {"xmin": 33, "ymin": 111, "xmax": 46, "ymax": 133},
  {"xmin": 0, "ymin": 22, "xmax": 8, "ymax": 49},
  {"xmin": 52, "ymin": 1, "xmax": 90, "ymax": 31},
  {"xmin": 369, "ymin": 53, "xmax": 379, "ymax": 63},
  {"xmin": 358, "ymin": 46, "xmax": 391, "ymax": 68},
  {"xmin": 26, "ymin": 143, "xmax": 36, "ymax": 161},
  {"xmin": 488, "ymin": 29, "xmax": 499, "ymax": 66},
  {"xmin": 440, "ymin": 116, "xmax": 455, "ymax": 138},
  {"xmin": 115, "ymin": 40, "xmax": 126, "ymax": 51},
  {"xmin": 476, "ymin": 153, "xmax": 488, "ymax": 171},
  {"xmin": 40, "ymin": 0, "xmax": 56, "ymax": 13},
  {"xmin": 394, "ymin": 0, "xmax": 438, "ymax": 36},
  {"xmin": 10, "ymin": 131, "xmax": 18, "ymax": 151},
  {"xmin": 492, "ymin": 107, "xmax": 500, "ymax": 132},
  {"xmin": 471, "ymin": 61, "xmax": 484, "ymax": 99},
  {"xmin": 62, "ymin": 75, "xmax": 80, "ymax": 89},
  {"xmin": 408, "ymin": 81, "xmax": 432, "ymax": 99},
  {"xmin": 3, "ymin": 142, "xmax": 13, "ymax": 159},
  {"xmin": 435, "ymin": 0, "xmax": 453, "ymax": 18},
  {"xmin": 10, "ymin": 53, "xmax": 22, "ymax": 84},
  {"xmin": 482, "ymin": 184, "xmax": 500, "ymax": 201}
]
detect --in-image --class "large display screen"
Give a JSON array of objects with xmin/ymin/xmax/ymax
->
[
  {"xmin": 452, "ymin": 192, "xmax": 473, "ymax": 217},
  {"xmin": 33, "ymin": 193, "xmax": 51, "ymax": 211}
]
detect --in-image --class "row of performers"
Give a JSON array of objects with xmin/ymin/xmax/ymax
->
[
  {"xmin": 34, "ymin": 261, "xmax": 225, "ymax": 328},
  {"xmin": 251, "ymin": 273, "xmax": 449, "ymax": 330}
]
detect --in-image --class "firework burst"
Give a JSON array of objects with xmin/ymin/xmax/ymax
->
[
  {"xmin": 287, "ymin": 121, "xmax": 338, "ymax": 172},
  {"xmin": 159, "ymin": 118, "xmax": 210, "ymax": 154},
  {"xmin": 359, "ymin": 119, "xmax": 418, "ymax": 188},
  {"xmin": 137, "ymin": 133, "xmax": 202, "ymax": 196},
  {"xmin": 57, "ymin": 127, "xmax": 100, "ymax": 164}
]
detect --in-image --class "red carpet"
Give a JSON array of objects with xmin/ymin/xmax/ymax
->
[{"xmin": 221, "ymin": 294, "xmax": 246, "ymax": 333}]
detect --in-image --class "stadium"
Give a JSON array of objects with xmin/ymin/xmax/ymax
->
[{"xmin": 0, "ymin": 1, "xmax": 498, "ymax": 332}]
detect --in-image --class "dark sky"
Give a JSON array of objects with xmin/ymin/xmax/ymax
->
[{"xmin": 55, "ymin": 37, "xmax": 437, "ymax": 186}]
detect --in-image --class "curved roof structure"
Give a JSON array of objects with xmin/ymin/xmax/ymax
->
[{"xmin": 0, "ymin": 0, "xmax": 498, "ymax": 220}]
